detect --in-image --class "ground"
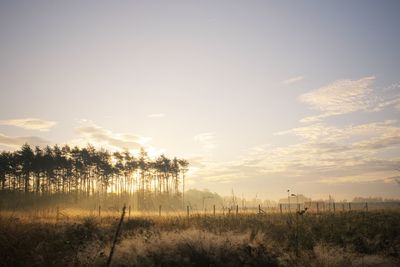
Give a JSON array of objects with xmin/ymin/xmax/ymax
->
[{"xmin": 0, "ymin": 210, "xmax": 399, "ymax": 267}]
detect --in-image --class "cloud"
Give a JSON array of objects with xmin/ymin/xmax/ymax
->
[
  {"xmin": 187, "ymin": 159, "xmax": 249, "ymax": 184},
  {"xmin": 382, "ymin": 176, "xmax": 400, "ymax": 183},
  {"xmin": 354, "ymin": 133, "xmax": 400, "ymax": 151},
  {"xmin": 74, "ymin": 121, "xmax": 151, "ymax": 151},
  {"xmin": 371, "ymin": 96, "xmax": 400, "ymax": 112},
  {"xmin": 282, "ymin": 76, "xmax": 304, "ymax": 85},
  {"xmin": 189, "ymin": 77, "xmax": 400, "ymax": 195},
  {"xmin": 147, "ymin": 113, "xmax": 166, "ymax": 118},
  {"xmin": 371, "ymin": 80, "xmax": 400, "ymax": 112},
  {"xmin": 317, "ymin": 172, "xmax": 398, "ymax": 185},
  {"xmin": 250, "ymin": 142, "xmax": 400, "ymax": 184},
  {"xmin": 256, "ymin": 120, "xmax": 400, "ymax": 181},
  {"xmin": 299, "ymin": 76, "xmax": 376, "ymax": 122},
  {"xmin": 193, "ymin": 133, "xmax": 216, "ymax": 150},
  {"xmin": 276, "ymin": 120, "xmax": 399, "ymax": 144},
  {"xmin": 191, "ymin": 120, "xmax": 400, "ymax": 186},
  {"xmin": 275, "ymin": 123, "xmax": 345, "ymax": 142},
  {"xmin": 0, "ymin": 132, "xmax": 51, "ymax": 148},
  {"xmin": 0, "ymin": 118, "xmax": 57, "ymax": 131}
]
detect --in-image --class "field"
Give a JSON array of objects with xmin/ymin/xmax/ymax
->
[{"xmin": 1, "ymin": 208, "xmax": 400, "ymax": 267}]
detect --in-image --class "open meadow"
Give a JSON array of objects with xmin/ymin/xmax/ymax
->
[
  {"xmin": 2, "ymin": 1, "xmax": 400, "ymax": 266},
  {"xmin": 1, "ymin": 208, "xmax": 400, "ymax": 267}
]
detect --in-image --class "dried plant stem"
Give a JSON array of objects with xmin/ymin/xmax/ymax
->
[{"xmin": 107, "ymin": 205, "xmax": 126, "ymax": 267}]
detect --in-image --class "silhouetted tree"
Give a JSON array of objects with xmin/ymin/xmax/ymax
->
[{"xmin": 0, "ymin": 144, "xmax": 189, "ymax": 208}]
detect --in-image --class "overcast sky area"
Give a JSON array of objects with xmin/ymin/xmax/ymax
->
[{"xmin": 1, "ymin": 0, "xmax": 400, "ymax": 201}]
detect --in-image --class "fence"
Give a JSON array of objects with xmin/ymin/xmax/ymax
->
[{"xmin": 1, "ymin": 201, "xmax": 399, "ymax": 222}]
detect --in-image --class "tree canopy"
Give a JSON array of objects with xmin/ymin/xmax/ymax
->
[{"xmin": 0, "ymin": 144, "xmax": 189, "ymax": 204}]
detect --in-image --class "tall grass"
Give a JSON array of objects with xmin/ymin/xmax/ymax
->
[{"xmin": 0, "ymin": 211, "xmax": 399, "ymax": 266}]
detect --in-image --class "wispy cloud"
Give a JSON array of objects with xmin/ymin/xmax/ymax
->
[
  {"xmin": 0, "ymin": 133, "xmax": 51, "ymax": 148},
  {"xmin": 187, "ymin": 158, "xmax": 250, "ymax": 184},
  {"xmin": 378, "ymin": 96, "xmax": 400, "ymax": 112},
  {"xmin": 189, "ymin": 76, "xmax": 400, "ymax": 189},
  {"xmin": 74, "ymin": 121, "xmax": 151, "ymax": 151},
  {"xmin": 299, "ymin": 76, "xmax": 376, "ymax": 122},
  {"xmin": 317, "ymin": 173, "xmax": 396, "ymax": 185},
  {"xmin": 275, "ymin": 120, "xmax": 398, "ymax": 143},
  {"xmin": 0, "ymin": 118, "xmax": 57, "ymax": 131},
  {"xmin": 385, "ymin": 176, "xmax": 400, "ymax": 185},
  {"xmin": 282, "ymin": 76, "xmax": 304, "ymax": 85},
  {"xmin": 191, "ymin": 120, "xmax": 400, "ymax": 186},
  {"xmin": 147, "ymin": 113, "xmax": 166, "ymax": 118},
  {"xmin": 193, "ymin": 132, "xmax": 216, "ymax": 150},
  {"xmin": 259, "ymin": 120, "xmax": 400, "ymax": 182}
]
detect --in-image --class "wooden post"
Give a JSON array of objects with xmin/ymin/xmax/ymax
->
[
  {"xmin": 333, "ymin": 202, "xmax": 336, "ymax": 213},
  {"xmin": 213, "ymin": 205, "xmax": 216, "ymax": 216},
  {"xmin": 236, "ymin": 205, "xmax": 239, "ymax": 215},
  {"xmin": 98, "ymin": 205, "xmax": 101, "ymax": 217},
  {"xmin": 258, "ymin": 204, "xmax": 261, "ymax": 214},
  {"xmin": 187, "ymin": 206, "xmax": 189, "ymax": 217},
  {"xmin": 365, "ymin": 202, "xmax": 368, "ymax": 212},
  {"xmin": 56, "ymin": 206, "xmax": 59, "ymax": 222},
  {"xmin": 349, "ymin": 202, "xmax": 351, "ymax": 211},
  {"xmin": 159, "ymin": 205, "xmax": 162, "ymax": 216},
  {"xmin": 129, "ymin": 205, "xmax": 131, "ymax": 218},
  {"xmin": 279, "ymin": 204, "xmax": 282, "ymax": 214}
]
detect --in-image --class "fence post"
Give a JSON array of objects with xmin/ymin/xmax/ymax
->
[
  {"xmin": 99, "ymin": 205, "xmax": 101, "ymax": 217},
  {"xmin": 159, "ymin": 205, "xmax": 162, "ymax": 216},
  {"xmin": 187, "ymin": 206, "xmax": 189, "ymax": 217},
  {"xmin": 56, "ymin": 206, "xmax": 59, "ymax": 222},
  {"xmin": 213, "ymin": 205, "xmax": 216, "ymax": 216},
  {"xmin": 365, "ymin": 202, "xmax": 368, "ymax": 212},
  {"xmin": 349, "ymin": 202, "xmax": 351, "ymax": 211},
  {"xmin": 258, "ymin": 204, "xmax": 261, "ymax": 214},
  {"xmin": 333, "ymin": 202, "xmax": 336, "ymax": 213},
  {"xmin": 279, "ymin": 204, "xmax": 282, "ymax": 214},
  {"xmin": 236, "ymin": 205, "xmax": 239, "ymax": 215},
  {"xmin": 128, "ymin": 205, "xmax": 131, "ymax": 218}
]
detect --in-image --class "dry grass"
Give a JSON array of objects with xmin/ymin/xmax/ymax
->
[{"xmin": 0, "ymin": 210, "xmax": 399, "ymax": 267}]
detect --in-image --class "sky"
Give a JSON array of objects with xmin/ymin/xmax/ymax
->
[{"xmin": 1, "ymin": 0, "xmax": 400, "ymax": 201}]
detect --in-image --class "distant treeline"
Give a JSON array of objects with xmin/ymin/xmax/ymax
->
[{"xmin": 0, "ymin": 144, "xmax": 189, "ymax": 202}]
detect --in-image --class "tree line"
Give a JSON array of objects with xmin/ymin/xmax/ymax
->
[{"xmin": 0, "ymin": 144, "xmax": 189, "ymax": 202}]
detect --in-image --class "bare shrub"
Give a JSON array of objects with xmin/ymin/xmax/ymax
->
[
  {"xmin": 92, "ymin": 229, "xmax": 280, "ymax": 267},
  {"xmin": 313, "ymin": 244, "xmax": 354, "ymax": 267}
]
